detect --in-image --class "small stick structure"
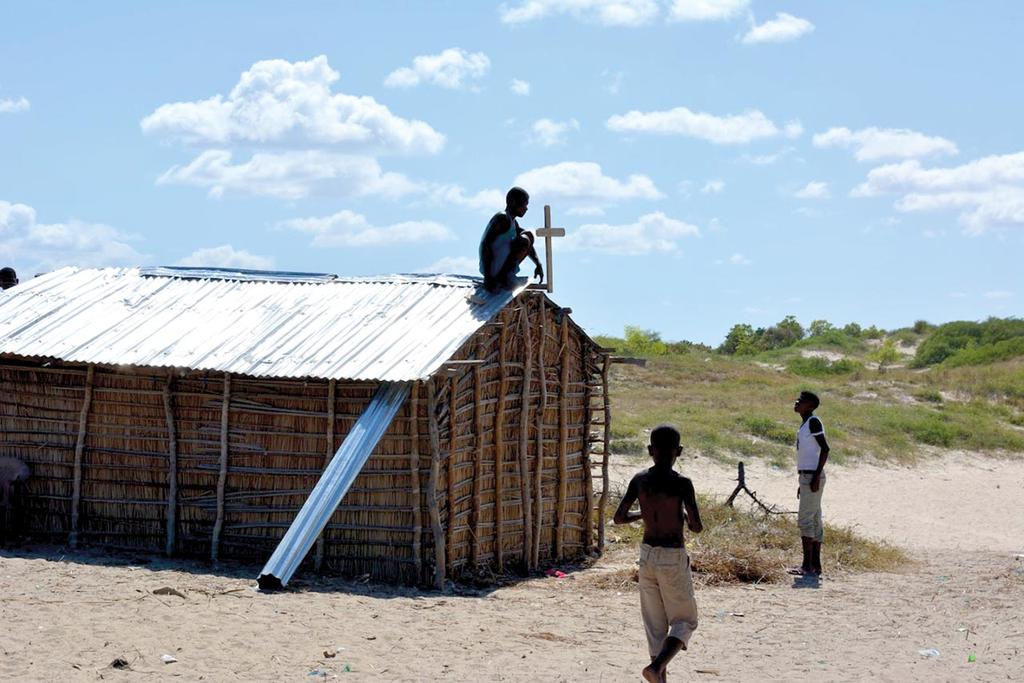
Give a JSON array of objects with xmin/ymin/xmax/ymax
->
[
  {"xmin": 597, "ymin": 355, "xmax": 611, "ymax": 551},
  {"xmin": 725, "ymin": 461, "xmax": 793, "ymax": 515},
  {"xmin": 555, "ymin": 314, "xmax": 570, "ymax": 559}
]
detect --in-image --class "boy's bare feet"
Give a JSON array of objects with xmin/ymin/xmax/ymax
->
[{"xmin": 642, "ymin": 664, "xmax": 665, "ymax": 683}]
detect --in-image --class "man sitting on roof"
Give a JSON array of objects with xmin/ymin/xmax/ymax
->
[
  {"xmin": 479, "ymin": 187, "xmax": 543, "ymax": 292},
  {"xmin": 0, "ymin": 267, "xmax": 18, "ymax": 290}
]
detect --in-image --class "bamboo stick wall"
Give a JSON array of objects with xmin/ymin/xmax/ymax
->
[{"xmin": 0, "ymin": 293, "xmax": 606, "ymax": 585}]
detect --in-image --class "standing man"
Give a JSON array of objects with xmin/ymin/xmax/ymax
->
[
  {"xmin": 0, "ymin": 267, "xmax": 18, "ymax": 290},
  {"xmin": 791, "ymin": 390, "xmax": 830, "ymax": 576},
  {"xmin": 478, "ymin": 187, "xmax": 543, "ymax": 292}
]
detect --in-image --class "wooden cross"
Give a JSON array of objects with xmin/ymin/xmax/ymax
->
[{"xmin": 534, "ymin": 205, "xmax": 565, "ymax": 294}]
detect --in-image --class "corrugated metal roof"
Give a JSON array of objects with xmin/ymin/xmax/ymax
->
[{"xmin": 0, "ymin": 266, "xmax": 523, "ymax": 381}]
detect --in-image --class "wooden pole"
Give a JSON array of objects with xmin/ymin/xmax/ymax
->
[
  {"xmin": 495, "ymin": 323, "xmax": 509, "ymax": 571},
  {"xmin": 426, "ymin": 379, "xmax": 447, "ymax": 590},
  {"xmin": 556, "ymin": 315, "xmax": 570, "ymax": 559},
  {"xmin": 163, "ymin": 376, "xmax": 178, "ymax": 556},
  {"xmin": 69, "ymin": 365, "xmax": 95, "ymax": 548},
  {"xmin": 447, "ymin": 375, "xmax": 457, "ymax": 571},
  {"xmin": 471, "ymin": 338, "xmax": 484, "ymax": 567},
  {"xmin": 410, "ymin": 383, "xmax": 423, "ymax": 581},
  {"xmin": 532, "ymin": 297, "xmax": 547, "ymax": 568},
  {"xmin": 314, "ymin": 378, "xmax": 337, "ymax": 572},
  {"xmin": 598, "ymin": 356, "xmax": 611, "ymax": 552},
  {"xmin": 211, "ymin": 373, "xmax": 231, "ymax": 562},
  {"xmin": 581, "ymin": 350, "xmax": 595, "ymax": 555},
  {"xmin": 518, "ymin": 303, "xmax": 534, "ymax": 570}
]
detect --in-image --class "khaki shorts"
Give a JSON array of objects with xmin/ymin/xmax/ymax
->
[
  {"xmin": 798, "ymin": 471, "xmax": 826, "ymax": 542},
  {"xmin": 638, "ymin": 544, "xmax": 698, "ymax": 658}
]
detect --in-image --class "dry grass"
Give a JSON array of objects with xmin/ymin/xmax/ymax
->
[{"xmin": 601, "ymin": 495, "xmax": 908, "ymax": 587}]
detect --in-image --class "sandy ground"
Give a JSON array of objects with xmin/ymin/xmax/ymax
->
[{"xmin": 2, "ymin": 452, "xmax": 1023, "ymax": 682}]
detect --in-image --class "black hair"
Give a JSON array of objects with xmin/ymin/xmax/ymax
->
[
  {"xmin": 650, "ymin": 424, "xmax": 681, "ymax": 452},
  {"xmin": 0, "ymin": 267, "xmax": 16, "ymax": 278},
  {"xmin": 506, "ymin": 186, "xmax": 529, "ymax": 207},
  {"xmin": 799, "ymin": 390, "xmax": 820, "ymax": 411}
]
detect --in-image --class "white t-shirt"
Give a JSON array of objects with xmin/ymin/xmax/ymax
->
[{"xmin": 796, "ymin": 416, "xmax": 825, "ymax": 471}]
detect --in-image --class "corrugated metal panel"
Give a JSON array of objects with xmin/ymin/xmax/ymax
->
[
  {"xmin": 257, "ymin": 381, "xmax": 410, "ymax": 589},
  {"xmin": 0, "ymin": 266, "xmax": 522, "ymax": 381}
]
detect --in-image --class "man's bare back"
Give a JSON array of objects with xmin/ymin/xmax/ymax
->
[{"xmin": 615, "ymin": 467, "xmax": 702, "ymax": 547}]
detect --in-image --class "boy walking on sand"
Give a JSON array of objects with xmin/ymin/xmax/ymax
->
[
  {"xmin": 614, "ymin": 425, "xmax": 703, "ymax": 683},
  {"xmin": 791, "ymin": 390, "xmax": 831, "ymax": 576}
]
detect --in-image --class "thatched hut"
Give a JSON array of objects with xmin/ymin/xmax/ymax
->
[{"xmin": 0, "ymin": 266, "xmax": 611, "ymax": 586}]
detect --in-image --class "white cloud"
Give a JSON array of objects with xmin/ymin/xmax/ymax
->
[
  {"xmin": 500, "ymin": 0, "xmax": 660, "ymax": 27},
  {"xmin": 607, "ymin": 106, "xmax": 799, "ymax": 144},
  {"xmin": 514, "ymin": 161, "xmax": 663, "ymax": 208},
  {"xmin": 984, "ymin": 290, "xmax": 1013, "ymax": 300},
  {"xmin": 813, "ymin": 126, "xmax": 958, "ymax": 162},
  {"xmin": 141, "ymin": 55, "xmax": 444, "ymax": 155},
  {"xmin": 602, "ymin": 69, "xmax": 625, "ymax": 95},
  {"xmin": 851, "ymin": 151, "xmax": 1024, "ymax": 234},
  {"xmin": 0, "ymin": 97, "xmax": 30, "ymax": 114},
  {"xmin": 156, "ymin": 150, "xmax": 421, "ymax": 200},
  {"xmin": 418, "ymin": 256, "xmax": 478, "ymax": 274},
  {"xmin": 728, "ymin": 253, "xmax": 751, "ymax": 265},
  {"xmin": 742, "ymin": 146, "xmax": 796, "ymax": 165},
  {"xmin": 431, "ymin": 184, "xmax": 506, "ymax": 212},
  {"xmin": 0, "ymin": 200, "xmax": 146, "ymax": 273},
  {"xmin": 384, "ymin": 48, "xmax": 490, "ymax": 90},
  {"xmin": 565, "ymin": 212, "xmax": 699, "ymax": 255},
  {"xmin": 510, "ymin": 78, "xmax": 531, "ymax": 96},
  {"xmin": 176, "ymin": 245, "xmax": 274, "ymax": 270},
  {"xmin": 277, "ymin": 209, "xmax": 454, "ymax": 247},
  {"xmin": 531, "ymin": 118, "xmax": 580, "ymax": 146},
  {"xmin": 742, "ymin": 13, "xmax": 814, "ymax": 44},
  {"xmin": 701, "ymin": 179, "xmax": 725, "ymax": 194},
  {"xmin": 794, "ymin": 181, "xmax": 830, "ymax": 199},
  {"xmin": 668, "ymin": 0, "xmax": 748, "ymax": 22}
]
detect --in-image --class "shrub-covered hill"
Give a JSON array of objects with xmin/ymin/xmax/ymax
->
[{"xmin": 598, "ymin": 317, "xmax": 1024, "ymax": 464}]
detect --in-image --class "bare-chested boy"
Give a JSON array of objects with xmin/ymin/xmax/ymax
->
[{"xmin": 613, "ymin": 425, "xmax": 702, "ymax": 683}]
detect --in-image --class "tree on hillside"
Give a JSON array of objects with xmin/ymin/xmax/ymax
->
[
  {"xmin": 719, "ymin": 323, "xmax": 755, "ymax": 355},
  {"xmin": 809, "ymin": 319, "xmax": 835, "ymax": 337},
  {"xmin": 842, "ymin": 322, "xmax": 862, "ymax": 338},
  {"xmin": 869, "ymin": 338, "xmax": 901, "ymax": 373}
]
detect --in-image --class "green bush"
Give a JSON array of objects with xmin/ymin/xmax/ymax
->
[
  {"xmin": 914, "ymin": 318, "xmax": 1024, "ymax": 367},
  {"xmin": 942, "ymin": 337, "xmax": 1024, "ymax": 367},
  {"xmin": 787, "ymin": 356, "xmax": 861, "ymax": 377},
  {"xmin": 741, "ymin": 416, "xmax": 793, "ymax": 444},
  {"xmin": 914, "ymin": 389, "xmax": 944, "ymax": 403}
]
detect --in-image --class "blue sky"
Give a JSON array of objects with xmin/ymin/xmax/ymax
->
[{"xmin": 1, "ymin": 1, "xmax": 1021, "ymax": 345}]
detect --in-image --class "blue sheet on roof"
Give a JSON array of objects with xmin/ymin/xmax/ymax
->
[{"xmin": 257, "ymin": 381, "xmax": 411, "ymax": 589}]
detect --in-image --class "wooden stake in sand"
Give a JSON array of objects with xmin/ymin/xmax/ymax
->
[
  {"xmin": 556, "ymin": 315, "xmax": 570, "ymax": 559},
  {"xmin": 163, "ymin": 376, "xmax": 179, "ymax": 557},
  {"xmin": 447, "ymin": 375, "xmax": 457, "ymax": 571},
  {"xmin": 211, "ymin": 374, "xmax": 231, "ymax": 562},
  {"xmin": 518, "ymin": 303, "xmax": 535, "ymax": 570},
  {"xmin": 471, "ymin": 338, "xmax": 484, "ymax": 567},
  {"xmin": 495, "ymin": 323, "xmax": 509, "ymax": 571},
  {"xmin": 598, "ymin": 355, "xmax": 611, "ymax": 552},
  {"xmin": 313, "ymin": 379, "xmax": 337, "ymax": 572},
  {"xmin": 410, "ymin": 383, "xmax": 423, "ymax": 581},
  {"xmin": 426, "ymin": 380, "xmax": 447, "ymax": 589},
  {"xmin": 532, "ymin": 296, "xmax": 547, "ymax": 568},
  {"xmin": 69, "ymin": 365, "xmax": 95, "ymax": 548}
]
